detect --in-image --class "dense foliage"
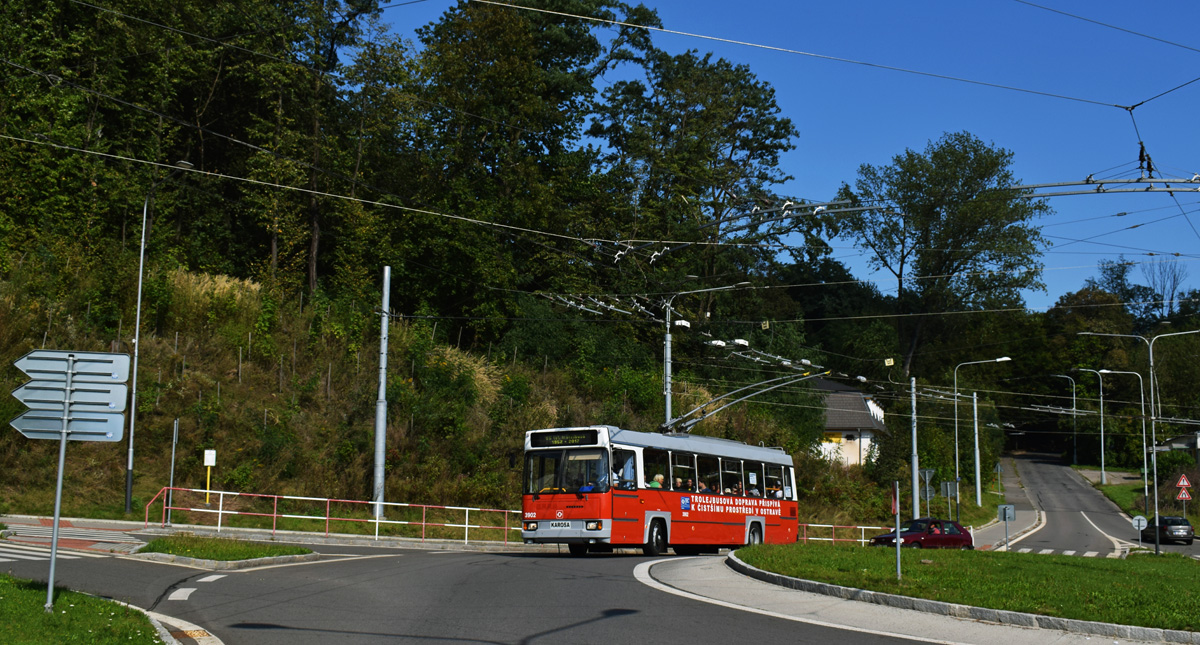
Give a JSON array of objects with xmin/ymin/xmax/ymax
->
[{"xmin": 1, "ymin": 1, "xmax": 1196, "ymax": 521}]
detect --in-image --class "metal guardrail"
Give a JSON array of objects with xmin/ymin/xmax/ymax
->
[
  {"xmin": 799, "ymin": 523, "xmax": 889, "ymax": 546},
  {"xmin": 144, "ymin": 487, "xmax": 521, "ymax": 545}
]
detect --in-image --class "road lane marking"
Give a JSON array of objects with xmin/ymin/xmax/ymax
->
[
  {"xmin": 1062, "ymin": 550, "xmax": 1075, "ymax": 556},
  {"xmin": 1083, "ymin": 551, "xmax": 1098, "ymax": 557},
  {"xmin": 168, "ymin": 588, "xmax": 196, "ymax": 601},
  {"xmin": 1038, "ymin": 549, "xmax": 1054, "ymax": 554},
  {"xmin": 1018, "ymin": 548, "xmax": 1031, "ymax": 553},
  {"xmin": 636, "ymin": 559, "xmax": 963, "ymax": 645},
  {"xmin": 1079, "ymin": 512, "xmax": 1124, "ymax": 557},
  {"xmin": 198, "ymin": 575, "xmax": 225, "ymax": 583},
  {"xmin": 1, "ymin": 542, "xmax": 106, "ymax": 557}
]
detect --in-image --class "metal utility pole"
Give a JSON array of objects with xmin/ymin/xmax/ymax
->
[
  {"xmin": 911, "ymin": 377, "xmax": 918, "ymax": 520},
  {"xmin": 373, "ymin": 267, "xmax": 390, "ymax": 519}
]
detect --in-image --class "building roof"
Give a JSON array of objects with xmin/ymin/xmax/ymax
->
[{"xmin": 815, "ymin": 378, "xmax": 887, "ymax": 434}]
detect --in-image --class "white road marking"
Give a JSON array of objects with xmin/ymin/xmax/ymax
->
[
  {"xmin": 1, "ymin": 542, "xmax": 106, "ymax": 557},
  {"xmin": 1062, "ymin": 550, "xmax": 1075, "ymax": 556},
  {"xmin": 198, "ymin": 574, "xmax": 226, "ymax": 583},
  {"xmin": 1078, "ymin": 512, "xmax": 1124, "ymax": 557},
  {"xmin": 1004, "ymin": 509, "xmax": 1047, "ymax": 550},
  {"xmin": 1018, "ymin": 548, "xmax": 1031, "ymax": 553},
  {"xmin": 1083, "ymin": 551, "xmax": 1099, "ymax": 557},
  {"xmin": 1038, "ymin": 549, "xmax": 1054, "ymax": 555},
  {"xmin": 634, "ymin": 559, "xmax": 965, "ymax": 645},
  {"xmin": 168, "ymin": 588, "xmax": 196, "ymax": 601}
]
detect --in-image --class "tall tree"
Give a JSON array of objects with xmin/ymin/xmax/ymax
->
[{"xmin": 837, "ymin": 131, "xmax": 1049, "ymax": 376}]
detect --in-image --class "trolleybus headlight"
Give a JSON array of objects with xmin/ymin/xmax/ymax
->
[
  {"xmin": 586, "ymin": 521, "xmax": 602, "ymax": 531},
  {"xmin": 524, "ymin": 522, "xmax": 538, "ymax": 531}
]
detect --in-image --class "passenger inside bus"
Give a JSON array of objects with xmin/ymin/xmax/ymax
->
[
  {"xmin": 648, "ymin": 474, "xmax": 664, "ymax": 488},
  {"xmin": 697, "ymin": 481, "xmax": 710, "ymax": 493}
]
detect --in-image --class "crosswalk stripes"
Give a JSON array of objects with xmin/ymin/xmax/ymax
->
[
  {"xmin": 6, "ymin": 525, "xmax": 144, "ymax": 544},
  {"xmin": 1008, "ymin": 546, "xmax": 1108, "ymax": 558},
  {"xmin": 0, "ymin": 542, "xmax": 110, "ymax": 563}
]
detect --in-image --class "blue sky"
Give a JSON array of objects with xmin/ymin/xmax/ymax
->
[{"xmin": 381, "ymin": 0, "xmax": 1200, "ymax": 310}]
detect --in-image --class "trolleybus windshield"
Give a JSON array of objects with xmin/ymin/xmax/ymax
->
[{"xmin": 524, "ymin": 448, "xmax": 610, "ymax": 494}]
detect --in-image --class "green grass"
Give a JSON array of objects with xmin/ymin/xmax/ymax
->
[
  {"xmin": 739, "ymin": 543, "xmax": 1200, "ymax": 632},
  {"xmin": 0, "ymin": 573, "xmax": 162, "ymax": 644},
  {"xmin": 139, "ymin": 534, "xmax": 311, "ymax": 561}
]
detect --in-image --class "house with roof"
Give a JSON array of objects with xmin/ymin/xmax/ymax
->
[{"xmin": 816, "ymin": 378, "xmax": 887, "ymax": 466}]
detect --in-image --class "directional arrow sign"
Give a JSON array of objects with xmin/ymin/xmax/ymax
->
[
  {"xmin": 11, "ymin": 381, "xmax": 128, "ymax": 412},
  {"xmin": 13, "ymin": 350, "xmax": 130, "ymax": 383},
  {"xmin": 10, "ymin": 410, "xmax": 124, "ymax": 442}
]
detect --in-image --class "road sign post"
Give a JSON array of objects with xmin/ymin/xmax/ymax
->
[
  {"xmin": 204, "ymin": 449, "xmax": 217, "ymax": 504},
  {"xmin": 1132, "ymin": 515, "xmax": 1148, "ymax": 546},
  {"xmin": 1178, "ymin": 474, "xmax": 1192, "ymax": 516},
  {"xmin": 9, "ymin": 350, "xmax": 129, "ymax": 611},
  {"xmin": 998, "ymin": 504, "xmax": 1015, "ymax": 552},
  {"xmin": 919, "ymin": 469, "xmax": 935, "ymax": 516}
]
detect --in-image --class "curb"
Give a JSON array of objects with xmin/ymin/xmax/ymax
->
[
  {"xmin": 725, "ymin": 551, "xmax": 1200, "ymax": 644},
  {"xmin": 127, "ymin": 551, "xmax": 321, "ymax": 570}
]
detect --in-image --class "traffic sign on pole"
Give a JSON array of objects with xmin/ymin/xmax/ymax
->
[
  {"xmin": 9, "ymin": 350, "xmax": 129, "ymax": 443},
  {"xmin": 1177, "ymin": 474, "xmax": 1192, "ymax": 488},
  {"xmin": 13, "ymin": 350, "xmax": 130, "ymax": 383},
  {"xmin": 1178, "ymin": 488, "xmax": 1193, "ymax": 501}
]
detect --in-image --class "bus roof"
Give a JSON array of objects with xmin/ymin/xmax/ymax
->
[{"xmin": 527, "ymin": 426, "xmax": 793, "ymax": 465}]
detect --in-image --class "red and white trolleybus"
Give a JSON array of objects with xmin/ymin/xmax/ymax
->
[{"xmin": 521, "ymin": 425, "xmax": 799, "ymax": 556}]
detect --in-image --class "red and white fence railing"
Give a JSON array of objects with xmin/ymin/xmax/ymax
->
[
  {"xmin": 144, "ymin": 487, "xmax": 521, "ymax": 545},
  {"xmin": 798, "ymin": 523, "xmax": 889, "ymax": 546}
]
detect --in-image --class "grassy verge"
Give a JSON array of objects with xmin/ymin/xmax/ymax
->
[
  {"xmin": 139, "ymin": 534, "xmax": 310, "ymax": 561},
  {"xmin": 739, "ymin": 543, "xmax": 1200, "ymax": 632},
  {"xmin": 0, "ymin": 574, "xmax": 162, "ymax": 644}
]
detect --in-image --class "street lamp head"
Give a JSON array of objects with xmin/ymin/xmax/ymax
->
[
  {"xmin": 174, "ymin": 160, "xmax": 193, "ymax": 170},
  {"xmin": 1099, "ymin": 369, "xmax": 1112, "ymax": 374},
  {"xmin": 735, "ymin": 281, "xmax": 751, "ymax": 287},
  {"xmin": 673, "ymin": 319, "xmax": 691, "ymax": 328},
  {"xmin": 732, "ymin": 338, "xmax": 749, "ymax": 347},
  {"xmin": 706, "ymin": 340, "xmax": 726, "ymax": 348},
  {"xmin": 996, "ymin": 356, "xmax": 1011, "ymax": 363}
]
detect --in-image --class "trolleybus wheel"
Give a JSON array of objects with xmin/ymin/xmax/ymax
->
[
  {"xmin": 748, "ymin": 524, "xmax": 763, "ymax": 546},
  {"xmin": 643, "ymin": 520, "xmax": 667, "ymax": 556},
  {"xmin": 568, "ymin": 543, "xmax": 588, "ymax": 557}
]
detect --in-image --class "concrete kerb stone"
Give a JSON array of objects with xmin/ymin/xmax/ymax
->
[
  {"xmin": 724, "ymin": 551, "xmax": 1200, "ymax": 644},
  {"xmin": 136, "ymin": 522, "xmax": 559, "ymax": 554},
  {"xmin": 129, "ymin": 550, "xmax": 321, "ymax": 570}
]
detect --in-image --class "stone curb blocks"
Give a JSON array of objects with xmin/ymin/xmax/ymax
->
[
  {"xmin": 130, "ymin": 551, "xmax": 320, "ymax": 570},
  {"xmin": 725, "ymin": 551, "xmax": 1200, "ymax": 644}
]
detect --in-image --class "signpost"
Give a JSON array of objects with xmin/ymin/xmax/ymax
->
[
  {"xmin": 9, "ymin": 350, "xmax": 129, "ymax": 611},
  {"xmin": 1178, "ymin": 474, "xmax": 1193, "ymax": 517},
  {"xmin": 941, "ymin": 481, "xmax": 958, "ymax": 518},
  {"xmin": 892, "ymin": 481, "xmax": 901, "ymax": 581},
  {"xmin": 998, "ymin": 504, "xmax": 1015, "ymax": 552},
  {"xmin": 919, "ymin": 469, "xmax": 935, "ymax": 516},
  {"xmin": 1132, "ymin": 515, "xmax": 1148, "ymax": 546},
  {"xmin": 204, "ymin": 449, "xmax": 217, "ymax": 504}
]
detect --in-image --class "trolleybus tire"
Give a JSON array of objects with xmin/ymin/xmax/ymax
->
[
  {"xmin": 643, "ymin": 520, "xmax": 667, "ymax": 556},
  {"xmin": 568, "ymin": 543, "xmax": 588, "ymax": 557},
  {"xmin": 747, "ymin": 524, "xmax": 763, "ymax": 546}
]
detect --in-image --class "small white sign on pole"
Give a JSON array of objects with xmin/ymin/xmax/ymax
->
[{"xmin": 204, "ymin": 450, "xmax": 216, "ymax": 467}]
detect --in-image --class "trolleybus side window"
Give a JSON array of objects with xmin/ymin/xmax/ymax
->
[
  {"xmin": 644, "ymin": 449, "xmax": 670, "ymax": 488},
  {"xmin": 764, "ymin": 464, "xmax": 785, "ymax": 498},
  {"xmin": 612, "ymin": 449, "xmax": 637, "ymax": 490},
  {"xmin": 721, "ymin": 458, "xmax": 743, "ymax": 495},
  {"xmin": 697, "ymin": 455, "xmax": 719, "ymax": 494},
  {"xmin": 671, "ymin": 452, "xmax": 696, "ymax": 491},
  {"xmin": 744, "ymin": 462, "xmax": 765, "ymax": 497}
]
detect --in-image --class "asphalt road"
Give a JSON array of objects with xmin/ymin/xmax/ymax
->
[
  {"xmin": 1008, "ymin": 453, "xmax": 1198, "ymax": 557},
  {"xmin": 2, "ymin": 542, "xmax": 918, "ymax": 645}
]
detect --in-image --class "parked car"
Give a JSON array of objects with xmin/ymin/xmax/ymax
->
[
  {"xmin": 1140, "ymin": 516, "xmax": 1194, "ymax": 545},
  {"xmin": 870, "ymin": 518, "xmax": 973, "ymax": 549}
]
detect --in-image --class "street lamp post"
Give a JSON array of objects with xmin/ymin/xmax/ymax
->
[
  {"xmin": 1079, "ymin": 368, "xmax": 1106, "ymax": 485},
  {"xmin": 954, "ymin": 356, "xmax": 1011, "ymax": 519},
  {"xmin": 126, "ymin": 160, "xmax": 192, "ymax": 513},
  {"xmin": 1078, "ymin": 328, "xmax": 1200, "ymax": 555},
  {"xmin": 1099, "ymin": 369, "xmax": 1148, "ymax": 515},
  {"xmin": 1051, "ymin": 374, "xmax": 1077, "ymax": 465},
  {"xmin": 662, "ymin": 282, "xmax": 750, "ymax": 425}
]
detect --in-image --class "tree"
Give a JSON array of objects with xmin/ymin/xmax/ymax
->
[
  {"xmin": 837, "ymin": 131, "xmax": 1049, "ymax": 376},
  {"xmin": 1085, "ymin": 257, "xmax": 1158, "ymax": 330},
  {"xmin": 1141, "ymin": 257, "xmax": 1188, "ymax": 319}
]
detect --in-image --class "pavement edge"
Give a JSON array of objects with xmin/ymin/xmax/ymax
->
[{"xmin": 724, "ymin": 550, "xmax": 1200, "ymax": 644}]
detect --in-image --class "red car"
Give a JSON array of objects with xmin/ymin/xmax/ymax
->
[{"xmin": 870, "ymin": 518, "xmax": 974, "ymax": 549}]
